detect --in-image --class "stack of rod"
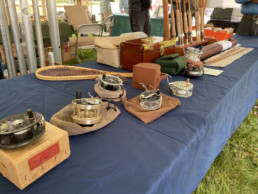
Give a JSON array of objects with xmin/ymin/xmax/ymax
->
[{"xmin": 0, "ymin": 0, "xmax": 16, "ymax": 78}]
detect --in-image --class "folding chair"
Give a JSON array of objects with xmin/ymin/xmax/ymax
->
[
  {"xmin": 102, "ymin": 15, "xmax": 114, "ymax": 37},
  {"xmin": 74, "ymin": 23, "xmax": 104, "ymax": 63}
]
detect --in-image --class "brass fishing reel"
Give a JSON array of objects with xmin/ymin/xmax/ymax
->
[{"xmin": 72, "ymin": 91, "xmax": 102, "ymax": 125}]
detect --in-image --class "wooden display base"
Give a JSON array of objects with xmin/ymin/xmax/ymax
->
[
  {"xmin": 175, "ymin": 37, "xmax": 218, "ymax": 56},
  {"xmin": 0, "ymin": 122, "xmax": 70, "ymax": 190}
]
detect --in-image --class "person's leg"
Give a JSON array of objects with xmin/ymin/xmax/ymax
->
[
  {"xmin": 129, "ymin": 10, "xmax": 151, "ymax": 36},
  {"xmin": 251, "ymin": 19, "xmax": 258, "ymax": 36},
  {"xmin": 237, "ymin": 17, "xmax": 253, "ymax": 36},
  {"xmin": 143, "ymin": 10, "xmax": 151, "ymax": 36},
  {"xmin": 129, "ymin": 10, "xmax": 144, "ymax": 32}
]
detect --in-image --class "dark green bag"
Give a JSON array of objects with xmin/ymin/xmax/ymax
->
[{"xmin": 154, "ymin": 54, "xmax": 186, "ymax": 75}]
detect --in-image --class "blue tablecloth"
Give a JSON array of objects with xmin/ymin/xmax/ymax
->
[{"xmin": 0, "ymin": 35, "xmax": 257, "ymax": 193}]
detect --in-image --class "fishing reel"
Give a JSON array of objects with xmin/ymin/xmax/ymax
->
[
  {"xmin": 167, "ymin": 75, "xmax": 193, "ymax": 98},
  {"xmin": 185, "ymin": 47, "xmax": 203, "ymax": 61},
  {"xmin": 139, "ymin": 83, "xmax": 162, "ymax": 111},
  {"xmin": 95, "ymin": 74, "xmax": 125, "ymax": 101},
  {"xmin": 0, "ymin": 109, "xmax": 45, "ymax": 149},
  {"xmin": 72, "ymin": 91, "xmax": 102, "ymax": 125},
  {"xmin": 184, "ymin": 65, "xmax": 204, "ymax": 77},
  {"xmin": 97, "ymin": 74, "xmax": 123, "ymax": 92}
]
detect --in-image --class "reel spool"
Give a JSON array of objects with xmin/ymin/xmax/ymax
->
[
  {"xmin": 140, "ymin": 84, "xmax": 162, "ymax": 111},
  {"xmin": 185, "ymin": 47, "xmax": 203, "ymax": 61},
  {"xmin": 98, "ymin": 74, "xmax": 123, "ymax": 92},
  {"xmin": 72, "ymin": 91, "xmax": 102, "ymax": 125},
  {"xmin": 0, "ymin": 109, "xmax": 45, "ymax": 149}
]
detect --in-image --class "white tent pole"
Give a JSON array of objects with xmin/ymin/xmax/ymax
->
[
  {"xmin": 19, "ymin": 0, "xmax": 37, "ymax": 73},
  {"xmin": 6, "ymin": 0, "xmax": 27, "ymax": 75},
  {"xmin": 0, "ymin": 0, "xmax": 16, "ymax": 78},
  {"xmin": 32, "ymin": 0, "xmax": 45, "ymax": 68},
  {"xmin": 46, "ymin": 0, "xmax": 62, "ymax": 64}
]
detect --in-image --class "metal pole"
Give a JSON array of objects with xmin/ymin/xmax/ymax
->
[
  {"xmin": 32, "ymin": 0, "xmax": 45, "ymax": 67},
  {"xmin": 6, "ymin": 0, "xmax": 27, "ymax": 75},
  {"xmin": 19, "ymin": 0, "xmax": 37, "ymax": 73},
  {"xmin": 0, "ymin": 0, "xmax": 16, "ymax": 78},
  {"xmin": 46, "ymin": 0, "xmax": 62, "ymax": 64}
]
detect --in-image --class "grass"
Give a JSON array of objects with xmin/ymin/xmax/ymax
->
[
  {"xmin": 63, "ymin": 49, "xmax": 97, "ymax": 65},
  {"xmin": 193, "ymin": 100, "xmax": 258, "ymax": 194},
  {"xmin": 65, "ymin": 49, "xmax": 258, "ymax": 193}
]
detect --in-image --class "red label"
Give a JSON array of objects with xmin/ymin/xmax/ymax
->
[
  {"xmin": 64, "ymin": 45, "xmax": 69, "ymax": 52},
  {"xmin": 28, "ymin": 143, "xmax": 60, "ymax": 171}
]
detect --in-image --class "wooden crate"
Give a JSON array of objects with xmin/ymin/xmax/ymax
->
[{"xmin": 0, "ymin": 122, "xmax": 71, "ymax": 190}]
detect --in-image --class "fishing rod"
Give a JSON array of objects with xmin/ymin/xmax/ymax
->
[
  {"xmin": 176, "ymin": 0, "xmax": 182, "ymax": 46},
  {"xmin": 188, "ymin": 0, "xmax": 193, "ymax": 43},
  {"xmin": 183, "ymin": 0, "xmax": 188, "ymax": 45},
  {"xmin": 195, "ymin": 0, "xmax": 200, "ymax": 41},
  {"xmin": 170, "ymin": 0, "xmax": 176, "ymax": 39},
  {"xmin": 200, "ymin": 0, "xmax": 205, "ymax": 41}
]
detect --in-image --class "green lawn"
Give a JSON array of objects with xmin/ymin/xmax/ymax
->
[{"xmin": 194, "ymin": 101, "xmax": 258, "ymax": 193}]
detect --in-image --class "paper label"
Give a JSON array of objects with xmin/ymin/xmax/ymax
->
[{"xmin": 28, "ymin": 143, "xmax": 60, "ymax": 171}]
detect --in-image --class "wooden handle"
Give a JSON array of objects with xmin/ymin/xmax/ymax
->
[
  {"xmin": 180, "ymin": 12, "xmax": 184, "ymax": 35},
  {"xmin": 171, "ymin": 10, "xmax": 176, "ymax": 37},
  {"xmin": 200, "ymin": 7, "xmax": 204, "ymax": 30},
  {"xmin": 162, "ymin": 0, "xmax": 170, "ymax": 40},
  {"xmin": 183, "ymin": 12, "xmax": 188, "ymax": 34},
  {"xmin": 188, "ymin": 10, "xmax": 192, "ymax": 33},
  {"xmin": 195, "ymin": 10, "xmax": 200, "ymax": 32},
  {"xmin": 176, "ymin": 10, "xmax": 181, "ymax": 35}
]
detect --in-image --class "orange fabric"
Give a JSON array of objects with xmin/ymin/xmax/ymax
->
[{"xmin": 122, "ymin": 93, "xmax": 181, "ymax": 124}]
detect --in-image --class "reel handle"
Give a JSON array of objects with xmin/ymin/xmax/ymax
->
[{"xmin": 76, "ymin": 90, "xmax": 82, "ymax": 99}]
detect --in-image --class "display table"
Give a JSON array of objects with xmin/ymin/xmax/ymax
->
[
  {"xmin": 111, "ymin": 14, "xmax": 167, "ymax": 36},
  {"xmin": 0, "ymin": 36, "xmax": 257, "ymax": 193}
]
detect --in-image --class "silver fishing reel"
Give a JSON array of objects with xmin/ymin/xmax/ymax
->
[
  {"xmin": 185, "ymin": 47, "xmax": 203, "ymax": 61},
  {"xmin": 0, "ymin": 109, "xmax": 45, "ymax": 149},
  {"xmin": 139, "ymin": 83, "xmax": 162, "ymax": 111},
  {"xmin": 185, "ymin": 65, "xmax": 204, "ymax": 77},
  {"xmin": 97, "ymin": 74, "xmax": 123, "ymax": 92}
]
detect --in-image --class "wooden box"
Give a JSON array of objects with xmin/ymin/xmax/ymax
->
[
  {"xmin": 120, "ymin": 37, "xmax": 176, "ymax": 71},
  {"xmin": 0, "ymin": 122, "xmax": 71, "ymax": 190}
]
